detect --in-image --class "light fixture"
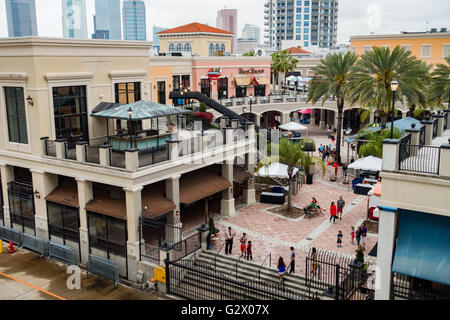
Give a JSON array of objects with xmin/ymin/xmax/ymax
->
[
  {"xmin": 127, "ymin": 107, "xmax": 133, "ymax": 117},
  {"xmin": 99, "ymin": 94, "xmax": 104, "ymax": 99},
  {"xmin": 390, "ymin": 80, "xmax": 399, "ymax": 92},
  {"xmin": 176, "ymin": 210, "xmax": 180, "ymax": 216},
  {"xmin": 34, "ymin": 190, "xmax": 41, "ymax": 199},
  {"xmin": 26, "ymin": 96, "xmax": 33, "ymax": 106}
]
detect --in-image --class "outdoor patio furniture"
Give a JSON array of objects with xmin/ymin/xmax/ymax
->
[
  {"xmin": 352, "ymin": 178, "xmax": 363, "ymax": 190},
  {"xmin": 354, "ymin": 183, "xmax": 372, "ymax": 195}
]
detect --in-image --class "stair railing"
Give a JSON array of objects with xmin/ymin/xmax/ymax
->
[
  {"xmin": 228, "ymin": 254, "xmax": 245, "ymax": 280},
  {"xmin": 254, "ymin": 252, "xmax": 272, "ymax": 282},
  {"xmin": 213, "ymin": 242, "xmax": 226, "ymax": 272}
]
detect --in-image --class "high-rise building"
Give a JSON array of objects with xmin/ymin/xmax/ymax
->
[
  {"xmin": 242, "ymin": 24, "xmax": 261, "ymax": 44},
  {"xmin": 216, "ymin": 9, "xmax": 237, "ymax": 54},
  {"xmin": 61, "ymin": 0, "xmax": 88, "ymax": 39},
  {"xmin": 122, "ymin": 0, "xmax": 147, "ymax": 41},
  {"xmin": 264, "ymin": 0, "xmax": 338, "ymax": 50},
  {"xmin": 5, "ymin": 0, "xmax": 38, "ymax": 37},
  {"xmin": 92, "ymin": 0, "xmax": 121, "ymax": 40}
]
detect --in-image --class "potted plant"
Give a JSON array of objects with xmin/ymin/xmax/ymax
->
[
  {"xmin": 208, "ymin": 217, "xmax": 219, "ymax": 235},
  {"xmin": 166, "ymin": 116, "xmax": 175, "ymax": 132},
  {"xmin": 352, "ymin": 247, "xmax": 365, "ymax": 269}
]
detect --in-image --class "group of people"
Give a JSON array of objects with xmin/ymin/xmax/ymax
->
[
  {"xmin": 276, "ymin": 247, "xmax": 296, "ymax": 289},
  {"xmin": 351, "ymin": 223, "xmax": 368, "ymax": 250},
  {"xmin": 224, "ymin": 227, "xmax": 252, "ymax": 260},
  {"xmin": 318, "ymin": 143, "xmax": 335, "ymax": 163}
]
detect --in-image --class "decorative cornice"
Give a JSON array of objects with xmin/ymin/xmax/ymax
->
[
  {"xmin": 45, "ymin": 72, "xmax": 94, "ymax": 82},
  {"xmin": 0, "ymin": 72, "xmax": 28, "ymax": 81},
  {"xmin": 108, "ymin": 70, "xmax": 146, "ymax": 79}
]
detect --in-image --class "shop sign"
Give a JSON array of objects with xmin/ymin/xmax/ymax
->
[{"xmin": 239, "ymin": 68, "xmax": 264, "ymax": 74}]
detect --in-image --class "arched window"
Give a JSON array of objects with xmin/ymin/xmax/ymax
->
[
  {"xmin": 184, "ymin": 43, "xmax": 192, "ymax": 52},
  {"xmin": 169, "ymin": 44, "xmax": 175, "ymax": 52},
  {"xmin": 209, "ymin": 44, "xmax": 214, "ymax": 56},
  {"xmin": 176, "ymin": 43, "xmax": 183, "ymax": 52},
  {"xmin": 220, "ymin": 44, "xmax": 225, "ymax": 53},
  {"xmin": 215, "ymin": 44, "xmax": 220, "ymax": 52}
]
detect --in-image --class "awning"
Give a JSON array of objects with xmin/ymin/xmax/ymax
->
[
  {"xmin": 180, "ymin": 169, "xmax": 232, "ymax": 205},
  {"xmin": 92, "ymin": 102, "xmax": 122, "ymax": 114},
  {"xmin": 392, "ymin": 210, "xmax": 450, "ymax": 285},
  {"xmin": 233, "ymin": 165, "xmax": 252, "ymax": 184},
  {"xmin": 46, "ymin": 182, "xmax": 79, "ymax": 207},
  {"xmin": 348, "ymin": 156, "xmax": 382, "ymax": 172},
  {"xmin": 86, "ymin": 189, "xmax": 127, "ymax": 220},
  {"xmin": 235, "ymin": 77, "xmax": 251, "ymax": 86},
  {"xmin": 142, "ymin": 182, "xmax": 176, "ymax": 219},
  {"xmin": 255, "ymin": 77, "xmax": 270, "ymax": 85},
  {"xmin": 91, "ymin": 100, "xmax": 192, "ymax": 120}
]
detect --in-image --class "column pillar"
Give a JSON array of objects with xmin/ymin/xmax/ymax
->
[
  {"xmin": 76, "ymin": 142, "xmax": 87, "ymax": 162},
  {"xmin": 432, "ymin": 114, "xmax": 445, "ymax": 137},
  {"xmin": 382, "ymin": 139, "xmax": 400, "ymax": 171},
  {"xmin": 55, "ymin": 139, "xmax": 67, "ymax": 160},
  {"xmin": 99, "ymin": 145, "xmax": 111, "ymax": 167},
  {"xmin": 76, "ymin": 178, "xmax": 93, "ymax": 265},
  {"xmin": 369, "ymin": 110, "xmax": 375, "ymax": 124},
  {"xmin": 375, "ymin": 207, "xmax": 398, "ymax": 300},
  {"xmin": 220, "ymin": 116, "xmax": 229, "ymax": 129},
  {"xmin": 401, "ymin": 111, "xmax": 407, "ymax": 119},
  {"xmin": 165, "ymin": 175, "xmax": 182, "ymax": 244},
  {"xmin": 311, "ymin": 109, "xmax": 316, "ymax": 125},
  {"xmin": 31, "ymin": 170, "xmax": 58, "ymax": 241},
  {"xmin": 439, "ymin": 142, "xmax": 450, "ymax": 177},
  {"xmin": 221, "ymin": 159, "xmax": 235, "ymax": 216},
  {"xmin": 334, "ymin": 111, "xmax": 339, "ymax": 128},
  {"xmin": 243, "ymin": 152, "xmax": 256, "ymax": 205},
  {"xmin": 168, "ymin": 140, "xmax": 179, "ymax": 160},
  {"xmin": 444, "ymin": 109, "xmax": 450, "ymax": 129},
  {"xmin": 124, "ymin": 186, "xmax": 143, "ymax": 281},
  {"xmin": 420, "ymin": 120, "xmax": 434, "ymax": 145},
  {"xmin": 40, "ymin": 137, "xmax": 49, "ymax": 156},
  {"xmin": 125, "ymin": 148, "xmax": 140, "ymax": 172},
  {"xmin": 0, "ymin": 164, "xmax": 14, "ymax": 227},
  {"xmin": 319, "ymin": 109, "xmax": 327, "ymax": 129},
  {"xmin": 281, "ymin": 113, "xmax": 290, "ymax": 124}
]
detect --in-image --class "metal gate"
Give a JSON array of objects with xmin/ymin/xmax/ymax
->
[{"xmin": 305, "ymin": 249, "xmax": 375, "ymax": 300}]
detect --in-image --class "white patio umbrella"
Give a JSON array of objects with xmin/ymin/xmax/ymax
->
[
  {"xmin": 279, "ymin": 122, "xmax": 308, "ymax": 132},
  {"xmin": 255, "ymin": 162, "xmax": 299, "ymax": 179},
  {"xmin": 348, "ymin": 156, "xmax": 382, "ymax": 172}
]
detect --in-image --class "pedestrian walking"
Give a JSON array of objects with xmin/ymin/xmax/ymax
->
[
  {"xmin": 355, "ymin": 226, "xmax": 362, "ymax": 247},
  {"xmin": 240, "ymin": 233, "xmax": 247, "ymax": 258},
  {"xmin": 333, "ymin": 161, "xmax": 339, "ymax": 179},
  {"xmin": 361, "ymin": 223, "xmax": 368, "ymax": 250},
  {"xmin": 289, "ymin": 247, "xmax": 296, "ymax": 274},
  {"xmin": 330, "ymin": 202, "xmax": 337, "ymax": 223},
  {"xmin": 277, "ymin": 257, "xmax": 287, "ymax": 289},
  {"xmin": 246, "ymin": 240, "xmax": 253, "ymax": 261},
  {"xmin": 350, "ymin": 226, "xmax": 355, "ymax": 245},
  {"xmin": 224, "ymin": 227, "xmax": 235, "ymax": 255},
  {"xmin": 337, "ymin": 231, "xmax": 343, "ymax": 248},
  {"xmin": 337, "ymin": 196, "xmax": 345, "ymax": 220}
]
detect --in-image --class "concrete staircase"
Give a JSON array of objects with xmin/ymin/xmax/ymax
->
[{"xmin": 172, "ymin": 250, "xmax": 333, "ymax": 300}]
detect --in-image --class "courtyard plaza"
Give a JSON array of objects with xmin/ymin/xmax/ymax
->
[{"xmin": 211, "ymin": 123, "xmax": 378, "ymax": 274}]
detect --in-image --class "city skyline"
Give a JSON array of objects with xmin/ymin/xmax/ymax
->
[
  {"xmin": 0, "ymin": 0, "xmax": 448, "ymax": 44},
  {"xmin": 5, "ymin": 0, "xmax": 38, "ymax": 37},
  {"xmin": 122, "ymin": 0, "xmax": 147, "ymax": 41},
  {"xmin": 61, "ymin": 0, "xmax": 88, "ymax": 39}
]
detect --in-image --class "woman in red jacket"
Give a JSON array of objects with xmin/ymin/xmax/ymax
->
[{"xmin": 330, "ymin": 202, "xmax": 337, "ymax": 224}]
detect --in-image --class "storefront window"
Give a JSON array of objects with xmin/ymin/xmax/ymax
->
[
  {"xmin": 209, "ymin": 44, "xmax": 214, "ymax": 56},
  {"xmin": 88, "ymin": 212, "xmax": 127, "ymax": 258},
  {"xmin": 236, "ymin": 86, "xmax": 247, "ymax": 98},
  {"xmin": 157, "ymin": 81, "xmax": 166, "ymax": 104},
  {"xmin": 4, "ymin": 87, "xmax": 28, "ymax": 144},
  {"xmin": 254, "ymin": 85, "xmax": 266, "ymax": 97},
  {"xmin": 200, "ymin": 79, "xmax": 211, "ymax": 97},
  {"xmin": 218, "ymin": 77, "xmax": 228, "ymax": 99},
  {"xmin": 181, "ymin": 75, "xmax": 190, "ymax": 89},
  {"xmin": 172, "ymin": 76, "xmax": 181, "ymax": 91},
  {"xmin": 8, "ymin": 181, "xmax": 35, "ymax": 234},
  {"xmin": 53, "ymin": 86, "xmax": 88, "ymax": 149},
  {"xmin": 115, "ymin": 82, "xmax": 141, "ymax": 104},
  {"xmin": 47, "ymin": 202, "xmax": 80, "ymax": 244},
  {"xmin": 184, "ymin": 43, "xmax": 192, "ymax": 52}
]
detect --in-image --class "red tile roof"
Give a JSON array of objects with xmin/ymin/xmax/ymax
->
[
  {"xmin": 285, "ymin": 47, "xmax": 312, "ymax": 55},
  {"xmin": 157, "ymin": 22, "xmax": 234, "ymax": 35}
]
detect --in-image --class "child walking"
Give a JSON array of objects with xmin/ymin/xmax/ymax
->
[
  {"xmin": 350, "ymin": 226, "xmax": 355, "ymax": 245},
  {"xmin": 337, "ymin": 231, "xmax": 343, "ymax": 248},
  {"xmin": 240, "ymin": 233, "xmax": 247, "ymax": 258},
  {"xmin": 246, "ymin": 240, "xmax": 252, "ymax": 261}
]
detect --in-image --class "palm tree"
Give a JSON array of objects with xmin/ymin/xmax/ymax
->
[
  {"xmin": 307, "ymin": 51, "xmax": 358, "ymax": 164},
  {"xmin": 428, "ymin": 56, "xmax": 450, "ymax": 108},
  {"xmin": 243, "ymin": 50, "xmax": 256, "ymax": 56},
  {"xmin": 271, "ymin": 50, "xmax": 298, "ymax": 94},
  {"xmin": 357, "ymin": 127, "xmax": 403, "ymax": 158},
  {"xmin": 348, "ymin": 46, "xmax": 430, "ymax": 128},
  {"xmin": 257, "ymin": 138, "xmax": 324, "ymax": 212}
]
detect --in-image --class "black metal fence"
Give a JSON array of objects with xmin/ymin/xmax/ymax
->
[
  {"xmin": 172, "ymin": 232, "xmax": 201, "ymax": 262},
  {"xmin": 392, "ymin": 272, "xmax": 450, "ymax": 300},
  {"xmin": 419, "ymin": 125, "xmax": 426, "ymax": 146},
  {"xmin": 444, "ymin": 112, "xmax": 448, "ymax": 130},
  {"xmin": 398, "ymin": 144, "xmax": 441, "ymax": 174},
  {"xmin": 138, "ymin": 145, "xmax": 169, "ymax": 168},
  {"xmin": 165, "ymin": 259, "xmax": 310, "ymax": 300},
  {"xmin": 305, "ymin": 249, "xmax": 375, "ymax": 300}
]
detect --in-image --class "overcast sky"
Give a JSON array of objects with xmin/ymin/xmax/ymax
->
[{"xmin": 0, "ymin": 0, "xmax": 449, "ymax": 43}]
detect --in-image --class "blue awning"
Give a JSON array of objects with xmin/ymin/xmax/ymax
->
[{"xmin": 392, "ymin": 210, "xmax": 450, "ymax": 285}]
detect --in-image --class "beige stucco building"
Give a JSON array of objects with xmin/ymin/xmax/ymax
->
[
  {"xmin": 0, "ymin": 37, "xmax": 256, "ymax": 283},
  {"xmin": 157, "ymin": 22, "xmax": 233, "ymax": 57}
]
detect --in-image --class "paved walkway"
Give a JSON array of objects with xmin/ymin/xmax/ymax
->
[
  {"xmin": 211, "ymin": 124, "xmax": 378, "ymax": 275},
  {"xmin": 0, "ymin": 244, "xmax": 174, "ymax": 300}
]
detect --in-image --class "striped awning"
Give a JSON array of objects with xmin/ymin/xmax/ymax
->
[{"xmin": 91, "ymin": 100, "xmax": 192, "ymax": 121}]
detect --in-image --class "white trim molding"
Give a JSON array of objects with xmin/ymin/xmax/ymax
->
[
  {"xmin": 45, "ymin": 72, "xmax": 94, "ymax": 82},
  {"xmin": 108, "ymin": 70, "xmax": 147, "ymax": 79},
  {"xmin": 0, "ymin": 72, "xmax": 28, "ymax": 81}
]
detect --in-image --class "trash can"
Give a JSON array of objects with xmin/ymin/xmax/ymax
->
[{"xmin": 306, "ymin": 173, "xmax": 313, "ymax": 185}]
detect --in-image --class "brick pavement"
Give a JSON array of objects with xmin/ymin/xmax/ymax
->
[{"xmin": 210, "ymin": 124, "xmax": 378, "ymax": 276}]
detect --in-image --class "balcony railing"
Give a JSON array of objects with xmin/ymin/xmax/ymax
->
[{"xmin": 398, "ymin": 143, "xmax": 441, "ymax": 175}]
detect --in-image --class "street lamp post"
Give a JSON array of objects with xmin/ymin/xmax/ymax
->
[
  {"xmin": 390, "ymin": 80, "xmax": 399, "ymax": 139},
  {"xmin": 127, "ymin": 107, "xmax": 134, "ymax": 148}
]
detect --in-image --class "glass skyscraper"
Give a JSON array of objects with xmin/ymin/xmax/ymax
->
[
  {"xmin": 122, "ymin": 0, "xmax": 147, "ymax": 41},
  {"xmin": 5, "ymin": 0, "xmax": 38, "ymax": 37},
  {"xmin": 92, "ymin": 0, "xmax": 121, "ymax": 40},
  {"xmin": 264, "ymin": 0, "xmax": 338, "ymax": 50},
  {"xmin": 61, "ymin": 0, "xmax": 88, "ymax": 39}
]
